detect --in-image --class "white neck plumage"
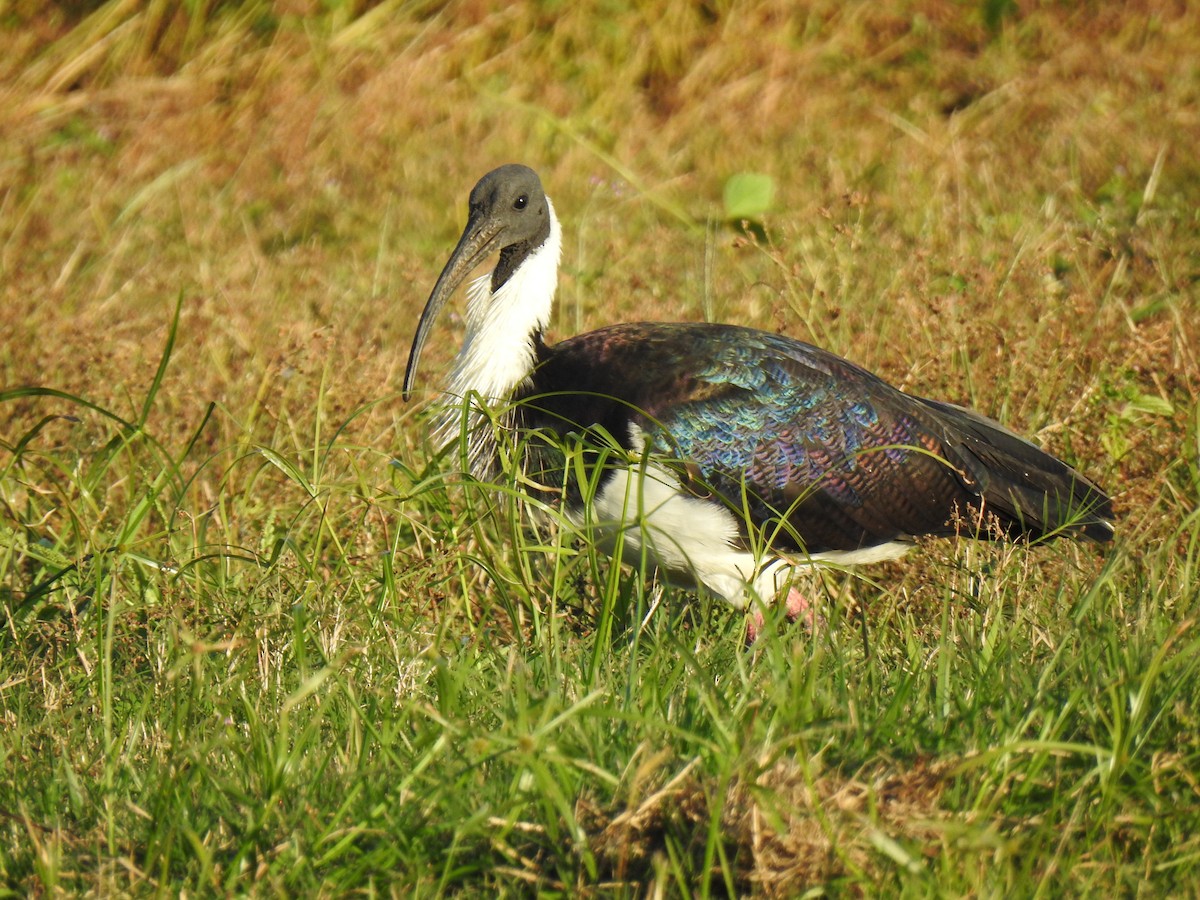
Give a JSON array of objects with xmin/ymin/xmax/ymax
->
[{"xmin": 436, "ymin": 200, "xmax": 563, "ymax": 474}]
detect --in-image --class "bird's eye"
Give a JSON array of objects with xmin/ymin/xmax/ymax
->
[{"xmin": 513, "ymin": 195, "xmax": 527, "ymax": 210}]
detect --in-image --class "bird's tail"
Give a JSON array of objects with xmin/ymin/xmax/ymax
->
[{"xmin": 919, "ymin": 398, "xmax": 1115, "ymax": 543}]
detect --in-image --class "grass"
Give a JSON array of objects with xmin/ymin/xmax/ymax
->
[{"xmin": 2, "ymin": 0, "xmax": 1199, "ymax": 894}]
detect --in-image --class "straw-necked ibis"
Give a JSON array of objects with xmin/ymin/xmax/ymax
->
[{"xmin": 403, "ymin": 164, "xmax": 1114, "ymax": 638}]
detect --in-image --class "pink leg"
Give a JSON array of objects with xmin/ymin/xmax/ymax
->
[
  {"xmin": 745, "ymin": 586, "xmax": 822, "ymax": 644},
  {"xmin": 746, "ymin": 607, "xmax": 765, "ymax": 644},
  {"xmin": 784, "ymin": 586, "xmax": 823, "ymax": 631}
]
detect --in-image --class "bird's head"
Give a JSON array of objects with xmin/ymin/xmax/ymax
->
[{"xmin": 403, "ymin": 164, "xmax": 551, "ymax": 400}]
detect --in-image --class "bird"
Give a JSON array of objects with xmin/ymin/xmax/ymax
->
[{"xmin": 403, "ymin": 163, "xmax": 1115, "ymax": 639}]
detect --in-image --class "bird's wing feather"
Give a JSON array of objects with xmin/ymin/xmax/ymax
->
[
  {"xmin": 630, "ymin": 329, "xmax": 976, "ymax": 552},
  {"xmin": 529, "ymin": 323, "xmax": 1111, "ymax": 552}
]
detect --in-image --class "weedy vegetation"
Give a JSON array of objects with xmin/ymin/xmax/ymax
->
[{"xmin": 2, "ymin": 0, "xmax": 1199, "ymax": 895}]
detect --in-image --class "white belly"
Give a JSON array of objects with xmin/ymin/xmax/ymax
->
[{"xmin": 565, "ymin": 451, "xmax": 910, "ymax": 611}]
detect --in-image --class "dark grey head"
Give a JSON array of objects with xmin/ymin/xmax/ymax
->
[{"xmin": 403, "ymin": 164, "xmax": 552, "ymax": 400}]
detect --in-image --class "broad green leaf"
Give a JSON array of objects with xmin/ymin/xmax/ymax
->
[{"xmin": 723, "ymin": 172, "xmax": 775, "ymax": 221}]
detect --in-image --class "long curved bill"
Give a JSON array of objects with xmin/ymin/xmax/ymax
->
[{"xmin": 402, "ymin": 214, "xmax": 502, "ymax": 401}]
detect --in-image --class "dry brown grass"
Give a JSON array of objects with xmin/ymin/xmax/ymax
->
[
  {"xmin": 580, "ymin": 750, "xmax": 954, "ymax": 894},
  {"xmin": 3, "ymin": 3, "xmax": 1195, "ymax": 500}
]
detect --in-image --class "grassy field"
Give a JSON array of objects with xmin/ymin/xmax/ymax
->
[{"xmin": 2, "ymin": 0, "xmax": 1199, "ymax": 894}]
